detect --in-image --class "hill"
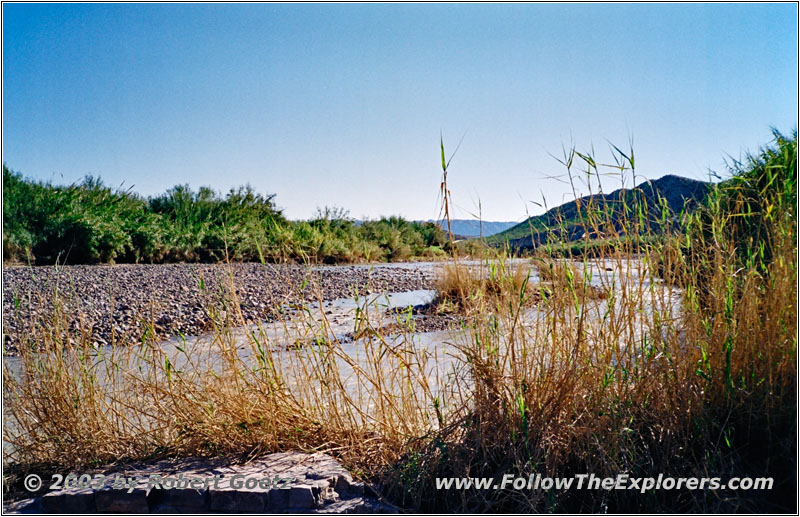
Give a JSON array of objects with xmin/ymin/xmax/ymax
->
[{"xmin": 487, "ymin": 174, "xmax": 712, "ymax": 249}]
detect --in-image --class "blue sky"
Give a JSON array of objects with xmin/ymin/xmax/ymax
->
[{"xmin": 3, "ymin": 3, "xmax": 797, "ymax": 221}]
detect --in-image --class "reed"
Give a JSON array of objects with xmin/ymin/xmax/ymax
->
[
  {"xmin": 2, "ymin": 170, "xmax": 449, "ymax": 265},
  {"xmin": 3, "ymin": 132, "xmax": 795, "ymax": 512}
]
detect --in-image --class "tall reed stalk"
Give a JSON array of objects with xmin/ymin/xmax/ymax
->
[{"xmin": 3, "ymin": 133, "xmax": 795, "ymax": 512}]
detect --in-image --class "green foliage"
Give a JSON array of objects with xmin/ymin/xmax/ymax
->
[
  {"xmin": 2, "ymin": 169, "xmax": 153, "ymax": 264},
  {"xmin": 2, "ymin": 168, "xmax": 448, "ymax": 265},
  {"xmin": 148, "ymin": 184, "xmax": 285, "ymax": 262},
  {"xmin": 683, "ymin": 129, "xmax": 797, "ymax": 295}
]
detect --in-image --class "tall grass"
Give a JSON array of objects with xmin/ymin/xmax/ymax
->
[
  {"xmin": 3, "ymin": 132, "xmax": 796, "ymax": 511},
  {"xmin": 2, "ymin": 167, "xmax": 449, "ymax": 265}
]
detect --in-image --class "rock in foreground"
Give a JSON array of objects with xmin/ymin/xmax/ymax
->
[{"xmin": 4, "ymin": 452, "xmax": 397, "ymax": 514}]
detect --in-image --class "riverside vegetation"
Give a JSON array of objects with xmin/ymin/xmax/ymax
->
[
  {"xmin": 2, "ymin": 169, "xmax": 451, "ymax": 265},
  {"xmin": 2, "ymin": 130, "xmax": 796, "ymax": 512}
]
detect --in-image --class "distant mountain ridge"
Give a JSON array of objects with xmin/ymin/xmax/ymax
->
[
  {"xmin": 488, "ymin": 174, "xmax": 712, "ymax": 249},
  {"xmin": 346, "ymin": 218, "xmax": 518, "ymax": 238},
  {"xmin": 424, "ymin": 219, "xmax": 520, "ymax": 238}
]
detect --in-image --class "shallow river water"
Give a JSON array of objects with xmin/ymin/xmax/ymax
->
[{"xmin": 4, "ymin": 257, "xmax": 685, "ymax": 455}]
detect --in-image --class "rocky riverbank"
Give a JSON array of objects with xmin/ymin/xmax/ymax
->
[{"xmin": 2, "ymin": 262, "xmax": 439, "ymax": 354}]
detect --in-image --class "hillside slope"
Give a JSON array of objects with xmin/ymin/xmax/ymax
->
[{"xmin": 488, "ymin": 174, "xmax": 711, "ymax": 249}]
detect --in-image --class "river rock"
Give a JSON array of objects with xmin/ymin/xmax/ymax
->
[
  {"xmin": 3, "ymin": 452, "xmax": 397, "ymax": 514},
  {"xmin": 3, "ymin": 262, "xmax": 439, "ymax": 354}
]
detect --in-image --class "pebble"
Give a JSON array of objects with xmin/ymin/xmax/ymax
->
[{"xmin": 2, "ymin": 263, "xmax": 438, "ymax": 354}]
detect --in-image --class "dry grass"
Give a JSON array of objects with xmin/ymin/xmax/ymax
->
[
  {"xmin": 3, "ymin": 274, "xmax": 449, "ymax": 483},
  {"xmin": 4, "ymin": 232, "xmax": 794, "ymax": 511},
  {"xmin": 534, "ymin": 259, "xmax": 609, "ymax": 302},
  {"xmin": 3, "ymin": 139, "xmax": 796, "ymax": 512},
  {"xmin": 433, "ymin": 260, "xmax": 538, "ymax": 316}
]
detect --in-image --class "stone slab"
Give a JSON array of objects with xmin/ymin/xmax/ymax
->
[{"xmin": 5, "ymin": 452, "xmax": 397, "ymax": 514}]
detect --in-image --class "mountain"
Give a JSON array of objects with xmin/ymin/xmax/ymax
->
[
  {"xmin": 487, "ymin": 174, "xmax": 712, "ymax": 249},
  {"xmin": 346, "ymin": 218, "xmax": 517, "ymax": 238},
  {"xmin": 424, "ymin": 219, "xmax": 520, "ymax": 238}
]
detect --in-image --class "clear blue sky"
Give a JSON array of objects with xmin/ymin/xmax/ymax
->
[{"xmin": 3, "ymin": 3, "xmax": 797, "ymax": 221}]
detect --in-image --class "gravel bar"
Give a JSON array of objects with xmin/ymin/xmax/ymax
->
[{"xmin": 2, "ymin": 262, "xmax": 439, "ymax": 354}]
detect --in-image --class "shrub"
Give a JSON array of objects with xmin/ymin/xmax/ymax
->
[{"xmin": 2, "ymin": 170, "xmax": 449, "ymax": 265}]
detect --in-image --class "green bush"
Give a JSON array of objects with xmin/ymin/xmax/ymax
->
[{"xmin": 2, "ymin": 167, "xmax": 449, "ymax": 265}]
